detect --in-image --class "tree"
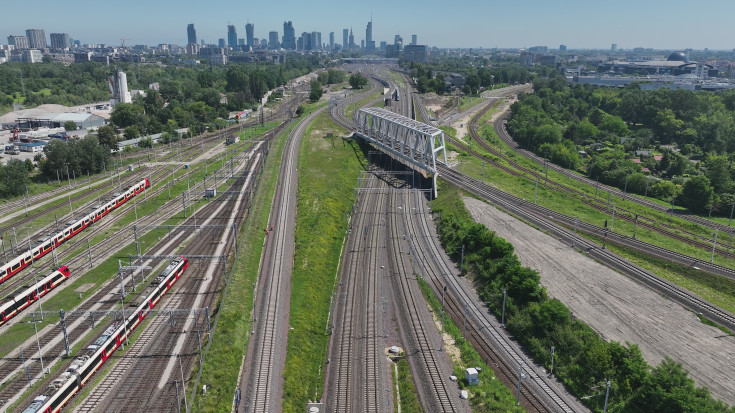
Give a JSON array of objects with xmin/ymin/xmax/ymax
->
[
  {"xmin": 0, "ymin": 159, "xmax": 30, "ymax": 197},
  {"xmin": 349, "ymin": 73, "xmax": 368, "ymax": 89},
  {"xmin": 110, "ymin": 102, "xmax": 145, "ymax": 128},
  {"xmin": 64, "ymin": 121, "xmax": 77, "ymax": 131},
  {"xmin": 309, "ymin": 80, "xmax": 323, "ymax": 103},
  {"xmin": 680, "ymin": 175, "xmax": 714, "ymax": 213},
  {"xmin": 97, "ymin": 125, "xmax": 118, "ymax": 151},
  {"xmin": 123, "ymin": 125, "xmax": 140, "ymax": 140},
  {"xmin": 138, "ymin": 137, "xmax": 153, "ymax": 148}
]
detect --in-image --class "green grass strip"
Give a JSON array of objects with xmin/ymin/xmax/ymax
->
[{"xmin": 281, "ymin": 110, "xmax": 365, "ymax": 412}]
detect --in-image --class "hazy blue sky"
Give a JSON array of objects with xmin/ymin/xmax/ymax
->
[{"xmin": 4, "ymin": 0, "xmax": 734, "ymax": 50}]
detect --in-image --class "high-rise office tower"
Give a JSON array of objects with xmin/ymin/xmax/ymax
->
[
  {"xmin": 366, "ymin": 20, "xmax": 374, "ymax": 51},
  {"xmin": 219, "ymin": 38, "xmax": 226, "ymax": 48},
  {"xmin": 611, "ymin": 43, "xmax": 617, "ymax": 52},
  {"xmin": 50, "ymin": 33, "xmax": 70, "ymax": 50},
  {"xmin": 329, "ymin": 32, "xmax": 334, "ymax": 49},
  {"xmin": 187, "ymin": 24, "xmax": 197, "ymax": 45},
  {"xmin": 343, "ymin": 29, "xmax": 348, "ymax": 50},
  {"xmin": 283, "ymin": 21, "xmax": 296, "ymax": 50},
  {"xmin": 349, "ymin": 28, "xmax": 354, "ymax": 49},
  {"xmin": 311, "ymin": 32, "xmax": 321, "ymax": 50},
  {"xmin": 559, "ymin": 44, "xmax": 567, "ymax": 51},
  {"xmin": 411, "ymin": 34, "xmax": 417, "ymax": 45},
  {"xmin": 269, "ymin": 31, "xmax": 279, "ymax": 49},
  {"xmin": 227, "ymin": 25, "xmax": 238, "ymax": 48},
  {"xmin": 394, "ymin": 34, "xmax": 403, "ymax": 51},
  {"xmin": 300, "ymin": 32, "xmax": 312, "ymax": 50},
  {"xmin": 246, "ymin": 23, "xmax": 255, "ymax": 47},
  {"xmin": 25, "ymin": 29, "xmax": 46, "ymax": 49},
  {"xmin": 8, "ymin": 36, "xmax": 30, "ymax": 50}
]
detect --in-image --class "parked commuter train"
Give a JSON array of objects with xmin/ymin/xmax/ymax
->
[
  {"xmin": 0, "ymin": 178, "xmax": 150, "ymax": 287},
  {"xmin": 24, "ymin": 257, "xmax": 189, "ymax": 413},
  {"xmin": 0, "ymin": 266, "xmax": 70, "ymax": 326}
]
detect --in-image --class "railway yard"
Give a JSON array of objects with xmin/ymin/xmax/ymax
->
[{"xmin": 1, "ymin": 63, "xmax": 734, "ymax": 412}]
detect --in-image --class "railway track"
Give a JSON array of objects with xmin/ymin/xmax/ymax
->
[
  {"xmin": 398, "ymin": 172, "xmax": 580, "ymax": 413},
  {"xmin": 241, "ymin": 108, "xmax": 320, "ymax": 413},
  {"xmin": 329, "ymin": 77, "xmax": 586, "ymax": 412},
  {"xmin": 437, "ymin": 165, "xmax": 735, "ymax": 332},
  {"xmin": 85, "ymin": 153, "xmax": 262, "ymax": 412},
  {"xmin": 0, "ymin": 148, "xmax": 262, "ymax": 409},
  {"xmin": 327, "ymin": 172, "xmax": 386, "ymax": 412},
  {"xmin": 387, "ymin": 185, "xmax": 459, "ymax": 412}
]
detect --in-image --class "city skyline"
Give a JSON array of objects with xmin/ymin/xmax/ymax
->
[{"xmin": 4, "ymin": 0, "xmax": 735, "ymax": 50}]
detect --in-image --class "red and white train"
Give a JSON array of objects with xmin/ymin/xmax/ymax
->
[
  {"xmin": 0, "ymin": 266, "xmax": 70, "ymax": 326},
  {"xmin": 25, "ymin": 257, "xmax": 189, "ymax": 413},
  {"xmin": 0, "ymin": 178, "xmax": 150, "ymax": 287}
]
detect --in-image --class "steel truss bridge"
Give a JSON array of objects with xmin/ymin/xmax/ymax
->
[{"xmin": 354, "ymin": 107, "xmax": 447, "ymax": 196}]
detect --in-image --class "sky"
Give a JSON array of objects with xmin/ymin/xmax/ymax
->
[{"xmin": 4, "ymin": 0, "xmax": 735, "ymax": 50}]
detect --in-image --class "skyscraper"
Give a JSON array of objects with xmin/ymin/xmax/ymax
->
[
  {"xmin": 246, "ymin": 23, "xmax": 255, "ymax": 47},
  {"xmin": 283, "ymin": 21, "xmax": 296, "ymax": 50},
  {"xmin": 50, "ymin": 33, "xmax": 70, "ymax": 50},
  {"xmin": 348, "ymin": 28, "xmax": 354, "ymax": 50},
  {"xmin": 366, "ymin": 20, "xmax": 375, "ymax": 51},
  {"xmin": 394, "ymin": 34, "xmax": 403, "ymax": 51},
  {"xmin": 227, "ymin": 25, "xmax": 238, "ymax": 48},
  {"xmin": 343, "ymin": 29, "xmax": 348, "ymax": 50},
  {"xmin": 411, "ymin": 34, "xmax": 417, "ymax": 45},
  {"xmin": 8, "ymin": 35, "xmax": 30, "ymax": 50},
  {"xmin": 301, "ymin": 32, "xmax": 312, "ymax": 50},
  {"xmin": 611, "ymin": 43, "xmax": 617, "ymax": 52},
  {"xmin": 269, "ymin": 31, "xmax": 279, "ymax": 49},
  {"xmin": 312, "ymin": 32, "xmax": 320, "ymax": 50},
  {"xmin": 25, "ymin": 29, "xmax": 46, "ymax": 49},
  {"xmin": 329, "ymin": 32, "xmax": 334, "ymax": 49},
  {"xmin": 187, "ymin": 24, "xmax": 197, "ymax": 45},
  {"xmin": 219, "ymin": 38, "xmax": 226, "ymax": 48}
]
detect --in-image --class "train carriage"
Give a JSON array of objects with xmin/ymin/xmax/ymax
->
[
  {"xmin": 0, "ymin": 267, "xmax": 70, "ymax": 326},
  {"xmin": 0, "ymin": 179, "xmax": 149, "ymax": 287},
  {"xmin": 31, "ymin": 256, "xmax": 187, "ymax": 413}
]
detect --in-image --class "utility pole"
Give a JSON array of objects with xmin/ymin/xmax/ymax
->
[
  {"xmin": 549, "ymin": 346, "xmax": 555, "ymax": 378},
  {"xmin": 711, "ymin": 230, "xmax": 719, "ymax": 264},
  {"xmin": 610, "ymin": 204, "xmax": 616, "ymax": 233},
  {"xmin": 460, "ymin": 244, "xmax": 465, "ymax": 274},
  {"xmin": 534, "ymin": 177, "xmax": 539, "ymax": 205},
  {"xmin": 501, "ymin": 288, "xmax": 507, "ymax": 327},
  {"xmin": 603, "ymin": 380, "xmax": 611, "ymax": 413}
]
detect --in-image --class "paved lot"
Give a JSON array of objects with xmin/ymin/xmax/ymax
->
[{"xmin": 464, "ymin": 196, "xmax": 735, "ymax": 406}]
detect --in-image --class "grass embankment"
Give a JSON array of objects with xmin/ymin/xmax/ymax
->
[
  {"xmin": 455, "ymin": 138, "xmax": 735, "ymax": 314},
  {"xmin": 416, "ymin": 276, "xmax": 524, "ymax": 412},
  {"xmin": 192, "ymin": 118, "xmax": 295, "ymax": 412},
  {"xmin": 281, "ymin": 110, "xmax": 366, "ymax": 412},
  {"xmin": 347, "ymin": 87, "xmax": 381, "ymax": 121}
]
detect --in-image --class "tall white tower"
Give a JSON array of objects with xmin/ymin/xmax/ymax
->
[{"xmin": 109, "ymin": 68, "xmax": 132, "ymax": 106}]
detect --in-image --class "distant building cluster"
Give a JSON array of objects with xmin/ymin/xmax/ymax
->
[{"xmin": 2, "ymin": 19, "xmax": 428, "ymax": 66}]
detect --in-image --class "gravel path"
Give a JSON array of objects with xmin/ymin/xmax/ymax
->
[{"xmin": 463, "ymin": 196, "xmax": 735, "ymax": 406}]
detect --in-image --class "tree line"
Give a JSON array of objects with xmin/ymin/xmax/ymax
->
[
  {"xmin": 507, "ymin": 76, "xmax": 735, "ymax": 215},
  {"xmin": 404, "ymin": 60, "xmax": 536, "ymax": 95}
]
